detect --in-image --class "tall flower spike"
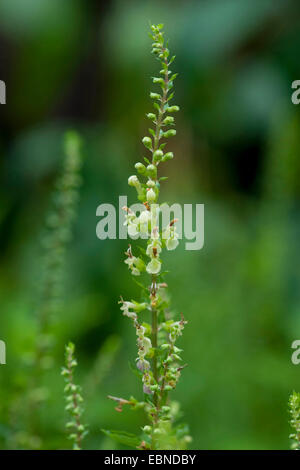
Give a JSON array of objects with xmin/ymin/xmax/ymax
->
[
  {"xmin": 10, "ymin": 131, "xmax": 84, "ymax": 451},
  {"xmin": 107, "ymin": 23, "xmax": 191, "ymax": 451},
  {"xmin": 62, "ymin": 343, "xmax": 88, "ymax": 450}
]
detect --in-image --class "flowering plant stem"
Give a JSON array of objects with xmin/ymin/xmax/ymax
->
[
  {"xmin": 62, "ymin": 343, "xmax": 87, "ymax": 450},
  {"xmin": 106, "ymin": 24, "xmax": 191, "ymax": 451}
]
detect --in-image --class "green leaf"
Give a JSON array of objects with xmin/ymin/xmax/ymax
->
[
  {"xmin": 132, "ymin": 277, "xmax": 149, "ymax": 293},
  {"xmin": 101, "ymin": 429, "xmax": 141, "ymax": 448},
  {"xmin": 158, "ymin": 270, "xmax": 170, "ymax": 278}
]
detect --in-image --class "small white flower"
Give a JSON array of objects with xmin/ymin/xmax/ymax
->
[
  {"xmin": 128, "ymin": 223, "xmax": 139, "ymax": 237},
  {"xmin": 146, "ymin": 258, "xmax": 161, "ymax": 274},
  {"xmin": 163, "ymin": 225, "xmax": 179, "ymax": 250},
  {"xmin": 120, "ymin": 301, "xmax": 137, "ymax": 320},
  {"xmin": 124, "ymin": 255, "xmax": 145, "ymax": 276},
  {"xmin": 166, "ymin": 237, "xmax": 179, "ymax": 250},
  {"xmin": 124, "ymin": 256, "xmax": 139, "ymax": 274},
  {"xmin": 124, "ymin": 212, "xmax": 140, "ymax": 237},
  {"xmin": 146, "ymin": 188, "xmax": 156, "ymax": 202},
  {"xmin": 136, "ymin": 359, "xmax": 150, "ymax": 371},
  {"xmin": 124, "ymin": 257, "xmax": 135, "ymax": 267},
  {"xmin": 141, "ymin": 336, "xmax": 152, "ymax": 354},
  {"xmin": 139, "ymin": 210, "xmax": 151, "ymax": 224}
]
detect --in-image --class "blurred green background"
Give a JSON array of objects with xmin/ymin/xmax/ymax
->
[{"xmin": 1, "ymin": 0, "xmax": 300, "ymax": 450}]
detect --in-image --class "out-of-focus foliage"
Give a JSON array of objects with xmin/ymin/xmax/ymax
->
[{"xmin": 1, "ymin": 0, "xmax": 300, "ymax": 449}]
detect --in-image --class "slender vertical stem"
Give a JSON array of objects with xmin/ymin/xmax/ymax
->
[
  {"xmin": 151, "ymin": 274, "xmax": 158, "ymax": 405},
  {"xmin": 151, "ymin": 54, "xmax": 169, "ymax": 163},
  {"xmin": 149, "ymin": 51, "xmax": 169, "ymax": 394},
  {"xmin": 148, "ymin": 46, "xmax": 170, "ymax": 449}
]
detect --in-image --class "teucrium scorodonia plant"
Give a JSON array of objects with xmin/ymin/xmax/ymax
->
[
  {"xmin": 62, "ymin": 343, "xmax": 88, "ymax": 450},
  {"xmin": 9, "ymin": 132, "xmax": 83, "ymax": 450},
  {"xmin": 105, "ymin": 24, "xmax": 191, "ymax": 450}
]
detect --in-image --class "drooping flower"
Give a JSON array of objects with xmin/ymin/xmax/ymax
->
[
  {"xmin": 136, "ymin": 359, "xmax": 150, "ymax": 371},
  {"xmin": 124, "ymin": 245, "xmax": 145, "ymax": 276},
  {"xmin": 166, "ymin": 237, "xmax": 179, "ymax": 250},
  {"xmin": 120, "ymin": 301, "xmax": 138, "ymax": 321},
  {"xmin": 124, "ymin": 256, "xmax": 144, "ymax": 276},
  {"xmin": 139, "ymin": 210, "xmax": 151, "ymax": 234},
  {"xmin": 123, "ymin": 207, "xmax": 139, "ymax": 237},
  {"xmin": 146, "ymin": 258, "xmax": 161, "ymax": 274},
  {"xmin": 136, "ymin": 324, "xmax": 152, "ymax": 374},
  {"xmin": 162, "ymin": 225, "xmax": 179, "ymax": 251},
  {"xmin": 119, "ymin": 299, "xmax": 148, "ymax": 321}
]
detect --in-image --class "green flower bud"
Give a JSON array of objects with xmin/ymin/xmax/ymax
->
[
  {"xmin": 73, "ymin": 407, "xmax": 81, "ymax": 416},
  {"xmin": 163, "ymin": 129, "xmax": 176, "ymax": 138},
  {"xmin": 146, "ymin": 113, "xmax": 156, "ymax": 121},
  {"xmin": 147, "ymin": 179, "xmax": 155, "ymax": 188},
  {"xmin": 164, "ymin": 356, "xmax": 173, "ymax": 364},
  {"xmin": 164, "ymin": 385, "xmax": 173, "ymax": 391},
  {"xmin": 135, "ymin": 162, "xmax": 146, "ymax": 174},
  {"xmin": 163, "ymin": 116, "xmax": 174, "ymax": 125},
  {"xmin": 172, "ymin": 353, "xmax": 181, "ymax": 361},
  {"xmin": 142, "ymin": 425, "xmax": 152, "ymax": 434},
  {"xmin": 128, "ymin": 175, "xmax": 140, "ymax": 187},
  {"xmin": 61, "ymin": 368, "xmax": 69, "ymax": 377},
  {"xmin": 162, "ymin": 152, "xmax": 174, "ymax": 161},
  {"xmin": 153, "ymin": 77, "xmax": 164, "ymax": 85},
  {"xmin": 150, "ymin": 384, "xmax": 159, "ymax": 392},
  {"xmin": 161, "ymin": 406, "xmax": 171, "ymax": 413},
  {"xmin": 147, "ymin": 164, "xmax": 157, "ymax": 178},
  {"xmin": 66, "ymin": 421, "xmax": 76, "ymax": 428},
  {"xmin": 142, "ymin": 136, "xmax": 152, "ymax": 149},
  {"xmin": 166, "ymin": 105, "xmax": 179, "ymax": 112},
  {"xmin": 153, "ymin": 150, "xmax": 163, "ymax": 162},
  {"xmin": 150, "ymin": 92, "xmax": 160, "ymax": 100}
]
